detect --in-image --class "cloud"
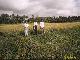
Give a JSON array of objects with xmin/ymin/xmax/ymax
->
[
  {"xmin": 0, "ymin": 0, "xmax": 79, "ymax": 16},
  {"xmin": 0, "ymin": 10, "xmax": 13, "ymax": 15}
]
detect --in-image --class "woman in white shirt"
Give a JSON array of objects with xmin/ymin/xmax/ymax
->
[
  {"xmin": 24, "ymin": 23, "xmax": 29, "ymax": 36},
  {"xmin": 23, "ymin": 18, "xmax": 29, "ymax": 36}
]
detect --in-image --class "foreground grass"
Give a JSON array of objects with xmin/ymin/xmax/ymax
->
[{"xmin": 0, "ymin": 22, "xmax": 80, "ymax": 59}]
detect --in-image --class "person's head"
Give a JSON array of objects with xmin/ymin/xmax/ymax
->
[
  {"xmin": 23, "ymin": 20, "xmax": 27, "ymax": 24},
  {"xmin": 34, "ymin": 16, "xmax": 38, "ymax": 22},
  {"xmin": 41, "ymin": 18, "xmax": 44, "ymax": 22},
  {"xmin": 32, "ymin": 15, "xmax": 34, "ymax": 18}
]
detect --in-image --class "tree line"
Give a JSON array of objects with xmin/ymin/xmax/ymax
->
[{"xmin": 0, "ymin": 14, "xmax": 80, "ymax": 24}]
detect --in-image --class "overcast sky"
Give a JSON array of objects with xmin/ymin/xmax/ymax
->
[{"xmin": 0, "ymin": 0, "xmax": 80, "ymax": 16}]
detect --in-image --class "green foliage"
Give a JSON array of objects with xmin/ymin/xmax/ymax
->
[
  {"xmin": 0, "ymin": 14, "xmax": 80, "ymax": 24},
  {"xmin": 0, "ymin": 28, "xmax": 80, "ymax": 59}
]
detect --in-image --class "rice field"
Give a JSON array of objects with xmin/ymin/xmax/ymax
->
[
  {"xmin": 0, "ymin": 22, "xmax": 80, "ymax": 59},
  {"xmin": 0, "ymin": 22, "xmax": 80, "ymax": 32}
]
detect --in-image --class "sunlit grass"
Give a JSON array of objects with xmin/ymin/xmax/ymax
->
[{"xmin": 0, "ymin": 22, "xmax": 80, "ymax": 32}]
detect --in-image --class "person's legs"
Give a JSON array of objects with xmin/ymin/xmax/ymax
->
[
  {"xmin": 35, "ymin": 25, "xmax": 37, "ymax": 35},
  {"xmin": 25, "ymin": 29, "xmax": 28, "ymax": 36},
  {"xmin": 24, "ymin": 30, "xmax": 26, "ymax": 36},
  {"xmin": 26, "ymin": 29, "xmax": 28, "ymax": 36},
  {"xmin": 41, "ymin": 27, "xmax": 44, "ymax": 34},
  {"xmin": 33, "ymin": 25, "xmax": 37, "ymax": 35},
  {"xmin": 42, "ymin": 28, "xmax": 44, "ymax": 33}
]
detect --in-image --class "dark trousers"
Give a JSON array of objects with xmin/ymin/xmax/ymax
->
[{"xmin": 33, "ymin": 25, "xmax": 37, "ymax": 35}]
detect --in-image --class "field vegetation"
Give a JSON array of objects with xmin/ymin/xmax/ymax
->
[{"xmin": 0, "ymin": 22, "xmax": 80, "ymax": 59}]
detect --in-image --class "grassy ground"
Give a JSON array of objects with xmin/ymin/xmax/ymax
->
[
  {"xmin": 0, "ymin": 22, "xmax": 80, "ymax": 32},
  {"xmin": 0, "ymin": 22, "xmax": 80, "ymax": 59}
]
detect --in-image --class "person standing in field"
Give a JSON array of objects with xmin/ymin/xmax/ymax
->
[
  {"xmin": 33, "ymin": 16, "xmax": 38, "ymax": 35},
  {"xmin": 23, "ymin": 18, "xmax": 29, "ymax": 36},
  {"xmin": 40, "ymin": 18, "xmax": 45, "ymax": 34}
]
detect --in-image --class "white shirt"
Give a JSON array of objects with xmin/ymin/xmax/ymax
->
[
  {"xmin": 34, "ymin": 22, "xmax": 38, "ymax": 26},
  {"xmin": 23, "ymin": 23, "xmax": 29, "ymax": 29},
  {"xmin": 40, "ymin": 22, "xmax": 44, "ymax": 28}
]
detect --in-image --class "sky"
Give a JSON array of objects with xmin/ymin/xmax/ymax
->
[{"xmin": 0, "ymin": 0, "xmax": 80, "ymax": 17}]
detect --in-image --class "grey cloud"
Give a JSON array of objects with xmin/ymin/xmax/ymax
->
[{"xmin": 0, "ymin": 0, "xmax": 79, "ymax": 16}]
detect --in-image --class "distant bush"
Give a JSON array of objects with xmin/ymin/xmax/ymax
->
[{"xmin": 0, "ymin": 14, "xmax": 80, "ymax": 24}]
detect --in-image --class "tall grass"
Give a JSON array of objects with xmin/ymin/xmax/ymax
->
[{"xmin": 0, "ymin": 22, "xmax": 80, "ymax": 32}]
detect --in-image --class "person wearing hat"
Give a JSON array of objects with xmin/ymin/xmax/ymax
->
[{"xmin": 40, "ymin": 18, "xmax": 45, "ymax": 34}]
